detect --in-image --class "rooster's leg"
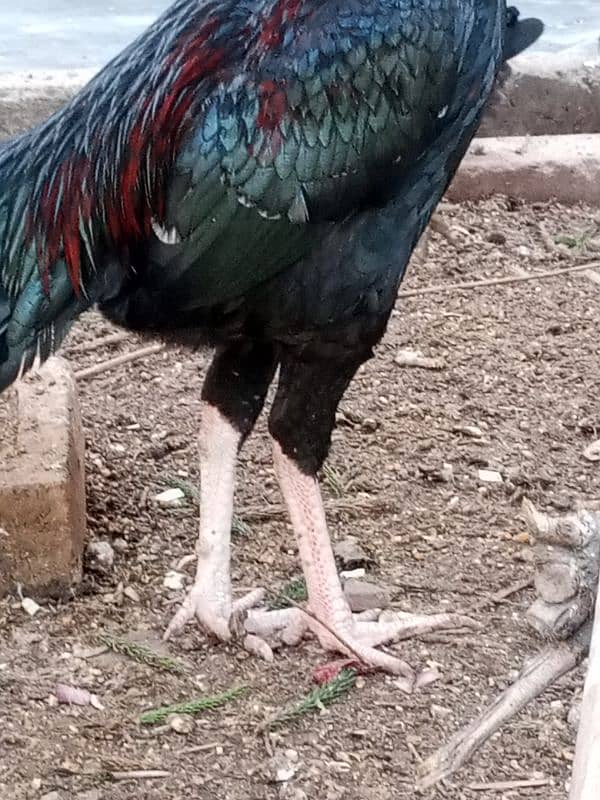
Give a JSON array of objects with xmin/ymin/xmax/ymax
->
[
  {"xmin": 243, "ymin": 352, "xmax": 471, "ymax": 687},
  {"xmin": 165, "ymin": 343, "xmax": 276, "ymax": 642},
  {"xmin": 246, "ymin": 442, "xmax": 415, "ymax": 687}
]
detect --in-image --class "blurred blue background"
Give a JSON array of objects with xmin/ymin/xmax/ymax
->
[{"xmin": 0, "ymin": 1, "xmax": 598, "ymax": 74}]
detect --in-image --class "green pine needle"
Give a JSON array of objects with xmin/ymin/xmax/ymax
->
[
  {"xmin": 554, "ymin": 228, "xmax": 598, "ymax": 251},
  {"xmin": 265, "ymin": 669, "xmax": 357, "ymax": 729},
  {"xmin": 231, "ymin": 515, "xmax": 253, "ymax": 538},
  {"xmin": 97, "ymin": 633, "xmax": 186, "ymax": 674},
  {"xmin": 140, "ymin": 686, "xmax": 249, "ymax": 725},
  {"xmin": 321, "ymin": 464, "xmax": 346, "ymax": 498},
  {"xmin": 268, "ymin": 578, "xmax": 308, "ymax": 610}
]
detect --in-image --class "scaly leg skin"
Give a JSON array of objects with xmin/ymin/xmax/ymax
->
[
  {"xmin": 165, "ymin": 402, "xmax": 263, "ymax": 641},
  {"xmin": 242, "ymin": 350, "xmax": 474, "ymax": 690},
  {"xmin": 245, "ymin": 443, "xmax": 474, "ymax": 690},
  {"xmin": 164, "ymin": 342, "xmax": 277, "ymax": 655},
  {"xmin": 245, "ymin": 442, "xmax": 417, "ymax": 688}
]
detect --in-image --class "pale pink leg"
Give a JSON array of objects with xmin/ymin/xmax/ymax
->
[
  {"xmin": 244, "ymin": 442, "xmax": 476, "ymax": 687},
  {"xmin": 246, "ymin": 443, "xmax": 417, "ymax": 687},
  {"xmin": 165, "ymin": 403, "xmax": 264, "ymax": 642}
]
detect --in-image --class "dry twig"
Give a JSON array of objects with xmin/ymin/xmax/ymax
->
[
  {"xmin": 570, "ymin": 568, "xmax": 600, "ymax": 799},
  {"xmin": 399, "ymin": 260, "xmax": 600, "ymax": 299},
  {"xmin": 240, "ymin": 496, "xmax": 396, "ymax": 521},
  {"xmin": 110, "ymin": 770, "xmax": 170, "ymax": 781},
  {"xmin": 67, "ymin": 331, "xmax": 130, "ymax": 353},
  {"xmin": 470, "ymin": 577, "xmax": 533, "ymax": 613},
  {"xmin": 418, "ymin": 501, "xmax": 600, "ymax": 793},
  {"xmin": 74, "ymin": 343, "xmax": 164, "ymax": 380},
  {"xmin": 467, "ymin": 777, "xmax": 551, "ymax": 791},
  {"xmin": 417, "ymin": 637, "xmax": 589, "ymax": 792}
]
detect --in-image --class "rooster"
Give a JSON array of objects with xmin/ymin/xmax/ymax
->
[{"xmin": 0, "ymin": 1, "xmax": 542, "ymax": 684}]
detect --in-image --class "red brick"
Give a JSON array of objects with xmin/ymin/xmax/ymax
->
[{"xmin": 0, "ymin": 357, "xmax": 86, "ymax": 599}]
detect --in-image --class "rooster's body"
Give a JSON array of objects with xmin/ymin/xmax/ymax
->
[{"xmin": 0, "ymin": 0, "xmax": 542, "ymax": 678}]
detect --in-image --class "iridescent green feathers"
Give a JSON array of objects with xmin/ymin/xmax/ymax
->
[{"xmin": 0, "ymin": 0, "xmax": 511, "ymax": 389}]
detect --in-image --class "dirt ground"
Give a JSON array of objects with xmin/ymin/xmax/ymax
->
[{"xmin": 1, "ymin": 198, "xmax": 599, "ymax": 800}]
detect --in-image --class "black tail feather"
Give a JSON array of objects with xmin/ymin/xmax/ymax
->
[{"xmin": 0, "ymin": 288, "xmax": 10, "ymax": 365}]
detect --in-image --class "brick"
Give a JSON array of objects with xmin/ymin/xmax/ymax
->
[
  {"xmin": 0, "ymin": 357, "xmax": 86, "ymax": 599},
  {"xmin": 448, "ymin": 134, "xmax": 600, "ymax": 206}
]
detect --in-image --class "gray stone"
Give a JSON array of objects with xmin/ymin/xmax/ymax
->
[{"xmin": 343, "ymin": 579, "xmax": 390, "ymax": 613}]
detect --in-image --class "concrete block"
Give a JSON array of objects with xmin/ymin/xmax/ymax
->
[
  {"xmin": 0, "ymin": 357, "xmax": 86, "ymax": 599},
  {"xmin": 448, "ymin": 134, "xmax": 600, "ymax": 205}
]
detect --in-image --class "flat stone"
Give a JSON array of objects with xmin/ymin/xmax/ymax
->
[
  {"xmin": 334, "ymin": 536, "xmax": 374, "ymax": 570},
  {"xmin": 343, "ymin": 579, "xmax": 390, "ymax": 613},
  {"xmin": 449, "ymin": 134, "xmax": 600, "ymax": 206},
  {"xmin": 0, "ymin": 357, "xmax": 86, "ymax": 599}
]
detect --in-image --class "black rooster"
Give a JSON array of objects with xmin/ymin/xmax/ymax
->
[{"xmin": 0, "ymin": 1, "xmax": 542, "ymax": 682}]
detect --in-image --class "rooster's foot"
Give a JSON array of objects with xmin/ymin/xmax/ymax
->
[
  {"xmin": 164, "ymin": 585, "xmax": 270, "ymax": 654},
  {"xmin": 244, "ymin": 606, "xmax": 474, "ymax": 690}
]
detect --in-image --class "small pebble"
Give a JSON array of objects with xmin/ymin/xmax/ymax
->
[
  {"xmin": 123, "ymin": 586, "xmax": 140, "ymax": 602},
  {"xmin": 430, "ymin": 703, "xmax": 452, "ymax": 719},
  {"xmin": 478, "ymin": 469, "xmax": 503, "ymax": 484},
  {"xmin": 269, "ymin": 748, "xmax": 300, "ymax": 783},
  {"xmin": 340, "ymin": 568, "xmax": 366, "ymax": 581},
  {"xmin": 154, "ymin": 488, "xmax": 186, "ymax": 507},
  {"xmin": 20, "ymin": 596, "xmax": 42, "ymax": 617},
  {"xmin": 163, "ymin": 571, "xmax": 185, "ymax": 590},
  {"xmin": 168, "ymin": 714, "xmax": 194, "ymax": 735},
  {"xmin": 361, "ymin": 418, "xmax": 379, "ymax": 433},
  {"xmin": 280, "ymin": 788, "xmax": 307, "ymax": 800},
  {"xmin": 550, "ymin": 700, "xmax": 564, "ymax": 715},
  {"xmin": 86, "ymin": 540, "xmax": 115, "ymax": 573},
  {"xmin": 567, "ymin": 700, "xmax": 582, "ymax": 730}
]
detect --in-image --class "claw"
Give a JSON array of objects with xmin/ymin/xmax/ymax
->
[
  {"xmin": 243, "ymin": 634, "xmax": 274, "ymax": 661},
  {"xmin": 164, "ymin": 586, "xmax": 268, "ymax": 648}
]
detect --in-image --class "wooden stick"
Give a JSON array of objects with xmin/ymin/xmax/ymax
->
[
  {"xmin": 522, "ymin": 498, "xmax": 591, "ymax": 549},
  {"xmin": 570, "ymin": 575, "xmax": 600, "ymax": 800},
  {"xmin": 417, "ymin": 636, "xmax": 589, "ymax": 791},
  {"xmin": 74, "ymin": 343, "xmax": 164, "ymax": 381},
  {"xmin": 181, "ymin": 742, "xmax": 223, "ymax": 754},
  {"xmin": 467, "ymin": 778, "xmax": 550, "ymax": 791},
  {"xmin": 110, "ymin": 770, "xmax": 170, "ymax": 780},
  {"xmin": 398, "ymin": 261, "xmax": 599, "ymax": 299},
  {"xmin": 67, "ymin": 331, "xmax": 130, "ymax": 353},
  {"xmin": 470, "ymin": 577, "xmax": 533, "ymax": 613}
]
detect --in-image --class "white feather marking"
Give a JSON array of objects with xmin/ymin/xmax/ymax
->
[
  {"xmin": 257, "ymin": 208, "xmax": 282, "ymax": 221},
  {"xmin": 237, "ymin": 194, "xmax": 255, "ymax": 209},
  {"xmin": 151, "ymin": 217, "xmax": 182, "ymax": 245}
]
